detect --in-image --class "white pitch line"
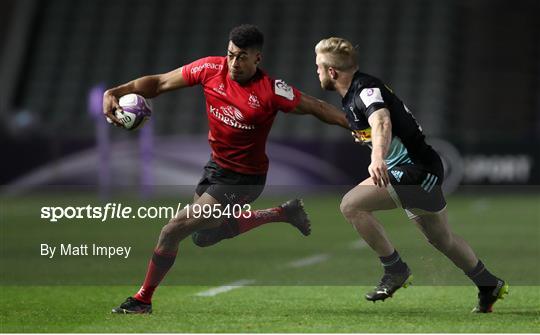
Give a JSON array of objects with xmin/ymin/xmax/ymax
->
[
  {"xmin": 287, "ymin": 253, "xmax": 330, "ymax": 268},
  {"xmin": 195, "ymin": 279, "xmax": 255, "ymax": 297},
  {"xmin": 349, "ymin": 239, "xmax": 368, "ymax": 250}
]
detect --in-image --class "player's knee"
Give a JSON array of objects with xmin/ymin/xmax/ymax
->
[
  {"xmin": 427, "ymin": 234, "xmax": 453, "ymax": 253},
  {"xmin": 161, "ymin": 220, "xmax": 180, "ymax": 238},
  {"xmin": 191, "ymin": 230, "xmax": 215, "ymax": 248},
  {"xmin": 157, "ymin": 221, "xmax": 182, "ymax": 249},
  {"xmin": 339, "ymin": 196, "xmax": 356, "ymax": 220},
  {"xmin": 191, "ymin": 237, "xmax": 209, "ymax": 248},
  {"xmin": 163, "ymin": 216, "xmax": 193, "ymax": 236},
  {"xmin": 340, "ymin": 197, "xmax": 370, "ymax": 222}
]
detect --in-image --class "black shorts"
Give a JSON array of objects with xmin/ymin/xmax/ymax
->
[
  {"xmin": 195, "ymin": 159, "xmax": 266, "ymax": 205},
  {"xmin": 387, "ymin": 159, "xmax": 446, "ymax": 218}
]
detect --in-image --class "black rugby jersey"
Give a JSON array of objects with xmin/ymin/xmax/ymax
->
[{"xmin": 342, "ymin": 71, "xmax": 439, "ymax": 169}]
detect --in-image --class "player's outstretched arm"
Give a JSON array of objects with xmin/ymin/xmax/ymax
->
[
  {"xmin": 367, "ymin": 108, "xmax": 392, "ymax": 187},
  {"xmin": 103, "ymin": 67, "xmax": 188, "ymax": 126},
  {"xmin": 291, "ymin": 94, "xmax": 349, "ymax": 129}
]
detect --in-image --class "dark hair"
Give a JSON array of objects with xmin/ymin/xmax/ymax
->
[{"xmin": 229, "ymin": 24, "xmax": 264, "ymax": 50}]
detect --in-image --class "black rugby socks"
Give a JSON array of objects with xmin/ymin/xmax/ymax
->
[{"xmin": 380, "ymin": 249, "xmax": 409, "ymax": 273}]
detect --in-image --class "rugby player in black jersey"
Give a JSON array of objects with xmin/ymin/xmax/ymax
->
[{"xmin": 314, "ymin": 37, "xmax": 508, "ymax": 313}]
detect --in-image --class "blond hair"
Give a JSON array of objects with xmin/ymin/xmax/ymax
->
[{"xmin": 315, "ymin": 37, "xmax": 358, "ymax": 71}]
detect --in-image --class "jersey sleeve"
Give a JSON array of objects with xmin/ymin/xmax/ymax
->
[
  {"xmin": 270, "ymin": 79, "xmax": 302, "ymax": 113},
  {"xmin": 353, "ymin": 86, "xmax": 387, "ymax": 118},
  {"xmin": 181, "ymin": 56, "xmax": 224, "ymax": 86}
]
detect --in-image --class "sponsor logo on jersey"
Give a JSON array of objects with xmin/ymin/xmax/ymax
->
[
  {"xmin": 212, "ymin": 83, "xmax": 227, "ymax": 96},
  {"xmin": 352, "ymin": 128, "xmax": 372, "ymax": 143},
  {"xmin": 210, "ymin": 105, "xmax": 254, "ymax": 130},
  {"xmin": 359, "ymin": 87, "xmax": 384, "ymax": 108},
  {"xmin": 221, "ymin": 105, "xmax": 245, "ymax": 121},
  {"xmin": 191, "ymin": 62, "xmax": 223, "ymax": 74},
  {"xmin": 248, "ymin": 93, "xmax": 261, "ymax": 108},
  {"xmin": 274, "ymin": 79, "xmax": 294, "ymax": 101}
]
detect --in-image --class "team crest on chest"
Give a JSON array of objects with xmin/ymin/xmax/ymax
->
[{"xmin": 248, "ymin": 93, "xmax": 261, "ymax": 109}]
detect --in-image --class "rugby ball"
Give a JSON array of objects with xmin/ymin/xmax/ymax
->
[{"xmin": 110, "ymin": 94, "xmax": 152, "ymax": 130}]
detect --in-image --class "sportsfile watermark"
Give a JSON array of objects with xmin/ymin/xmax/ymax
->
[
  {"xmin": 40, "ymin": 203, "xmax": 252, "ymax": 222},
  {"xmin": 2, "ymin": 185, "xmax": 538, "ymax": 285}
]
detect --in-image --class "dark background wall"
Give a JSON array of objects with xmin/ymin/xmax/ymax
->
[{"xmin": 1, "ymin": 0, "xmax": 539, "ymax": 184}]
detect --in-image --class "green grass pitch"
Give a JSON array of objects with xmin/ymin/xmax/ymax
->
[{"xmin": 1, "ymin": 192, "xmax": 539, "ymax": 332}]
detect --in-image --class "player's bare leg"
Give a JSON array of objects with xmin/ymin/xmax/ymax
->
[
  {"xmin": 340, "ymin": 178, "xmax": 397, "ymax": 256},
  {"xmin": 412, "ymin": 208, "xmax": 477, "ymax": 271},
  {"xmin": 412, "ymin": 209, "xmax": 508, "ymax": 312},
  {"xmin": 112, "ymin": 193, "xmax": 225, "ymax": 314},
  {"xmin": 340, "ymin": 178, "xmax": 412, "ymax": 302},
  {"xmin": 191, "ymin": 199, "xmax": 310, "ymax": 248},
  {"xmin": 156, "ymin": 193, "xmax": 225, "ymax": 252}
]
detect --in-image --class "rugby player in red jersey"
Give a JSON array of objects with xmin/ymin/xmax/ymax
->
[{"xmin": 103, "ymin": 25, "xmax": 349, "ymax": 314}]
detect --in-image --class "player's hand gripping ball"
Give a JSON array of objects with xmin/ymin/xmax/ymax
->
[{"xmin": 107, "ymin": 94, "xmax": 152, "ymax": 130}]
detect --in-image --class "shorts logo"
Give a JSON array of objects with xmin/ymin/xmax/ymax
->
[
  {"xmin": 274, "ymin": 79, "xmax": 294, "ymax": 101},
  {"xmin": 224, "ymin": 193, "xmax": 238, "ymax": 203},
  {"xmin": 421, "ymin": 173, "xmax": 439, "ymax": 192},
  {"xmin": 248, "ymin": 93, "xmax": 261, "ymax": 108},
  {"xmin": 391, "ymin": 170, "xmax": 404, "ymax": 183}
]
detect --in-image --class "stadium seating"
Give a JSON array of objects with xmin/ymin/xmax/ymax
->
[{"xmin": 7, "ymin": 0, "xmax": 539, "ymax": 143}]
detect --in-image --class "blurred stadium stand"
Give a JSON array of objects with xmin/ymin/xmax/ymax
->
[
  {"xmin": 0, "ymin": 0, "xmax": 16, "ymax": 50},
  {"xmin": 1, "ymin": 0, "xmax": 539, "ymax": 184}
]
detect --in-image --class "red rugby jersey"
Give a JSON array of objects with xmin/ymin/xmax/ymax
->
[{"xmin": 182, "ymin": 56, "xmax": 301, "ymax": 175}]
